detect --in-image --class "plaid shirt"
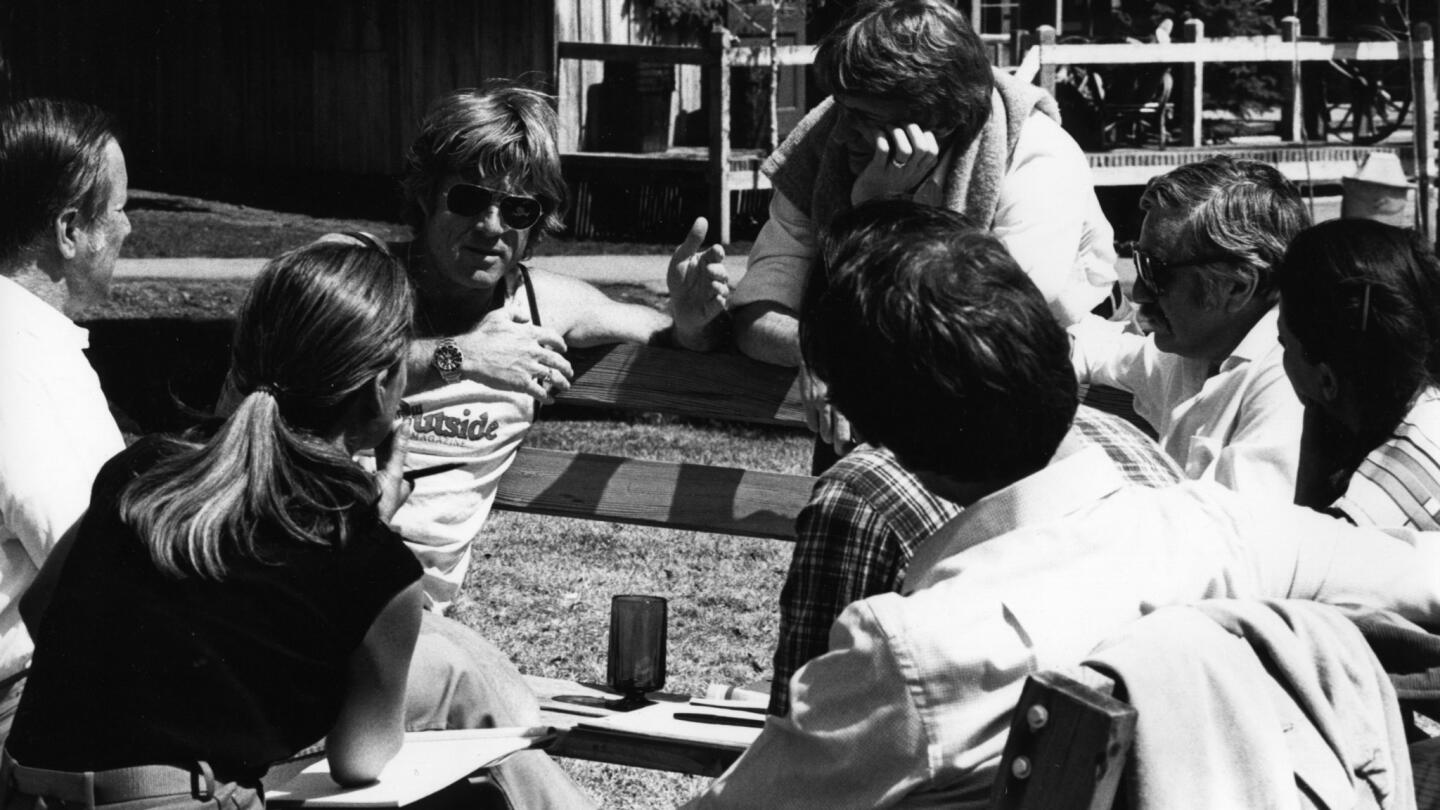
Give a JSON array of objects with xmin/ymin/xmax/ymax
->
[{"xmin": 769, "ymin": 405, "xmax": 1182, "ymax": 715}]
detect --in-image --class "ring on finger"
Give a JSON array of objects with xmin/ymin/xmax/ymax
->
[
  {"xmin": 534, "ymin": 369, "xmax": 552, "ymax": 388},
  {"xmin": 889, "ymin": 159, "xmax": 909, "ymax": 169}
]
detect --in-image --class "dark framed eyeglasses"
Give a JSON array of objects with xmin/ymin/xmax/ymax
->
[
  {"xmin": 444, "ymin": 183, "xmax": 545, "ymax": 230},
  {"xmin": 1131, "ymin": 246, "xmax": 1235, "ymax": 295}
]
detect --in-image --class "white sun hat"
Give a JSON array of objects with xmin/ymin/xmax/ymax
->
[{"xmin": 1341, "ymin": 152, "xmax": 1413, "ymax": 227}]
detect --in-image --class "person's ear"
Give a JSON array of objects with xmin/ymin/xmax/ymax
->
[
  {"xmin": 1222, "ymin": 270, "xmax": 1260, "ymax": 313},
  {"xmin": 54, "ymin": 207, "xmax": 83, "ymax": 262},
  {"xmin": 369, "ymin": 360, "xmax": 407, "ymax": 414},
  {"xmin": 366, "ymin": 366, "xmax": 395, "ymax": 416}
]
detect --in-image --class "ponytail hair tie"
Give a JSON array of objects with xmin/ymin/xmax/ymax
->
[{"xmin": 254, "ymin": 383, "xmax": 281, "ymax": 398}]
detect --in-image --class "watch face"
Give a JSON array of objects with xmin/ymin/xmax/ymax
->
[{"xmin": 434, "ymin": 342, "xmax": 463, "ymax": 377}]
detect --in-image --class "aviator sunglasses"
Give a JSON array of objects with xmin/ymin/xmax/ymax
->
[
  {"xmin": 444, "ymin": 183, "xmax": 545, "ymax": 230},
  {"xmin": 1131, "ymin": 245, "xmax": 1235, "ymax": 296}
]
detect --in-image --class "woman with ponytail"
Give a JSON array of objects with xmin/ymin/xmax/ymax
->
[
  {"xmin": 1276, "ymin": 218, "xmax": 1440, "ymax": 527},
  {"xmin": 2, "ymin": 242, "xmax": 422, "ymax": 808}
]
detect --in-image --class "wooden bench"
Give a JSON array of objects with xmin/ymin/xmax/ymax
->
[
  {"xmin": 498, "ymin": 343, "xmax": 811, "ymax": 775},
  {"xmin": 494, "ymin": 342, "xmax": 1136, "ymax": 807}
]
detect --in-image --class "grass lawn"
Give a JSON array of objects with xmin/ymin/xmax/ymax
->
[
  {"xmin": 84, "ymin": 194, "xmax": 802, "ymax": 808},
  {"xmin": 473, "ymin": 417, "xmax": 809, "ymax": 806}
]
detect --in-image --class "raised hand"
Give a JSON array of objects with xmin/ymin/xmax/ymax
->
[
  {"xmin": 668, "ymin": 217, "xmax": 731, "ymax": 351},
  {"xmin": 374, "ymin": 422, "xmax": 413, "ymax": 522},
  {"xmin": 454, "ymin": 308, "xmax": 574, "ymax": 402},
  {"xmin": 850, "ymin": 124, "xmax": 941, "ymax": 205}
]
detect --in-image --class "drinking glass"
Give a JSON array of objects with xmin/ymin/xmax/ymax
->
[{"xmin": 607, "ymin": 594, "xmax": 667, "ymax": 710}]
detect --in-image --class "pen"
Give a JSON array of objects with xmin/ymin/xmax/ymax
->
[
  {"xmin": 402, "ymin": 462, "xmax": 465, "ymax": 482},
  {"xmin": 673, "ymin": 712, "xmax": 766, "ymax": 728}
]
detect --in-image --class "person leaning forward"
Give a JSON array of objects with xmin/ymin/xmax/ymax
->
[
  {"xmin": 766, "ymin": 201, "xmax": 1183, "ymax": 717},
  {"xmin": 731, "ymin": 0, "xmax": 1117, "ymax": 458}
]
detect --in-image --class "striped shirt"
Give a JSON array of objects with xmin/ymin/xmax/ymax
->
[
  {"xmin": 1333, "ymin": 387, "xmax": 1440, "ymax": 530},
  {"xmin": 769, "ymin": 404, "xmax": 1182, "ymax": 715}
]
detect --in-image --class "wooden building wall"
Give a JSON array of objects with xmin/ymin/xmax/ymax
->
[
  {"xmin": 1, "ymin": 0, "xmax": 553, "ymax": 205},
  {"xmin": 553, "ymin": 0, "xmax": 706, "ymax": 152}
]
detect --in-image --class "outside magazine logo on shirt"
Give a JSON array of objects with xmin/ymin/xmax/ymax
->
[{"xmin": 408, "ymin": 408, "xmax": 502, "ymax": 445}]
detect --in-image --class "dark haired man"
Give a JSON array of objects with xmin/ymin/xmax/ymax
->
[
  {"xmin": 1069, "ymin": 156, "xmax": 1308, "ymax": 500},
  {"xmin": 685, "ymin": 198, "xmax": 1440, "ymax": 809},
  {"xmin": 0, "ymin": 98, "xmax": 130, "ymax": 742},
  {"xmin": 730, "ymin": 0, "xmax": 1116, "ymax": 455},
  {"xmin": 767, "ymin": 201, "xmax": 1181, "ymax": 717}
]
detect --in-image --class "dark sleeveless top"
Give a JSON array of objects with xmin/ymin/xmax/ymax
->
[{"xmin": 7, "ymin": 437, "xmax": 421, "ymax": 783}]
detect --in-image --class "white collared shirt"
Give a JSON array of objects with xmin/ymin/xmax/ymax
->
[
  {"xmin": 685, "ymin": 447, "xmax": 1440, "ymax": 809},
  {"xmin": 734, "ymin": 112, "xmax": 1117, "ymax": 328},
  {"xmin": 0, "ymin": 275, "xmax": 123, "ymax": 680},
  {"xmin": 1068, "ymin": 305, "xmax": 1303, "ymax": 499}
]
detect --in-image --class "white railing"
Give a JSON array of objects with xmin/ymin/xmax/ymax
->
[{"xmin": 557, "ymin": 19, "xmax": 1436, "ymax": 241}]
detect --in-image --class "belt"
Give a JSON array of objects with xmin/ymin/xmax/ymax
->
[{"xmin": 1, "ymin": 749, "xmax": 220, "ymax": 806}]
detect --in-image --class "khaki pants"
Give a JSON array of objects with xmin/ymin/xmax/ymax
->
[{"xmin": 406, "ymin": 612, "xmax": 596, "ymax": 810}]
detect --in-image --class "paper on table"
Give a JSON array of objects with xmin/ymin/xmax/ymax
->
[
  {"xmin": 267, "ymin": 728, "xmax": 552, "ymax": 808},
  {"xmin": 575, "ymin": 700, "xmax": 765, "ymax": 749}
]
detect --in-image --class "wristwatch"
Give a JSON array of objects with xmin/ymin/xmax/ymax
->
[{"xmin": 433, "ymin": 338, "xmax": 463, "ymax": 384}]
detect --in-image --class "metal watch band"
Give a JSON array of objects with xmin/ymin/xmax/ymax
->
[{"xmin": 433, "ymin": 337, "xmax": 463, "ymax": 384}]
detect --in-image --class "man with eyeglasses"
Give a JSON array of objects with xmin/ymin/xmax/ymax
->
[{"xmin": 1068, "ymin": 156, "xmax": 1308, "ymax": 498}]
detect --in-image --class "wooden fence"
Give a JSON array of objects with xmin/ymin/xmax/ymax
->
[
  {"xmin": 557, "ymin": 32, "xmax": 1014, "ymax": 243},
  {"xmin": 560, "ymin": 21, "xmax": 1436, "ymax": 242},
  {"xmin": 1016, "ymin": 18, "xmax": 1436, "ymax": 239}
]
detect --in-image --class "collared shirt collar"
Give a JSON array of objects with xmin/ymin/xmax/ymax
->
[
  {"xmin": 0, "ymin": 274, "xmax": 88, "ymax": 350},
  {"xmin": 1218, "ymin": 304, "xmax": 1280, "ymax": 373},
  {"xmin": 904, "ymin": 444, "xmax": 1126, "ymax": 592}
]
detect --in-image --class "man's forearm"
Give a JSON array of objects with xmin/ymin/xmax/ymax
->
[
  {"xmin": 733, "ymin": 303, "xmax": 803, "ymax": 367},
  {"xmin": 405, "ymin": 337, "xmax": 443, "ymax": 394}
]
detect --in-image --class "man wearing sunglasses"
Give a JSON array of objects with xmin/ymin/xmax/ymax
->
[
  {"xmin": 379, "ymin": 81, "xmax": 730, "ymax": 612},
  {"xmin": 327, "ymin": 81, "xmax": 729, "ymax": 810},
  {"xmin": 1068, "ymin": 156, "xmax": 1308, "ymax": 499}
]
